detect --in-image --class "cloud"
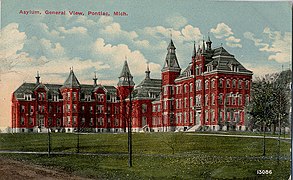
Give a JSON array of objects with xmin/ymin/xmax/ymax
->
[
  {"xmin": 225, "ymin": 36, "xmax": 242, "ymax": 48},
  {"xmin": 181, "ymin": 25, "xmax": 202, "ymax": 41},
  {"xmin": 244, "ymin": 28, "xmax": 292, "ymax": 63},
  {"xmin": 58, "ymin": 26, "xmax": 88, "ymax": 34},
  {"xmin": 24, "ymin": 36, "xmax": 65, "ymax": 59},
  {"xmin": 92, "ymin": 38, "xmax": 161, "ymax": 77},
  {"xmin": 210, "ymin": 23, "xmax": 233, "ymax": 39},
  {"xmin": 242, "ymin": 63, "xmax": 278, "ymax": 79},
  {"xmin": 0, "ymin": 23, "xmax": 28, "ymax": 75},
  {"xmin": 166, "ymin": 14, "xmax": 188, "ymax": 29}
]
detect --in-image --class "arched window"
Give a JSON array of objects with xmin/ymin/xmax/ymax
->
[
  {"xmin": 232, "ymin": 79, "xmax": 236, "ymax": 88},
  {"xmin": 219, "ymin": 79, "xmax": 223, "ymax": 88},
  {"xmin": 238, "ymin": 80, "xmax": 242, "ymax": 89},
  {"xmin": 205, "ymin": 80, "xmax": 209, "ymax": 89}
]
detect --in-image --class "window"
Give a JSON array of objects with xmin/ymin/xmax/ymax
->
[
  {"xmin": 73, "ymin": 92, "xmax": 77, "ymax": 101},
  {"xmin": 205, "ymin": 111, "xmax": 209, "ymax": 123},
  {"xmin": 189, "ymin": 112, "xmax": 193, "ymax": 123},
  {"xmin": 196, "ymin": 80, "xmax": 202, "ymax": 91},
  {"xmin": 115, "ymin": 118, "xmax": 119, "ymax": 126},
  {"xmin": 53, "ymin": 95, "xmax": 59, "ymax": 101},
  {"xmin": 20, "ymin": 117, "xmax": 25, "ymax": 125},
  {"xmin": 184, "ymin": 112, "xmax": 187, "ymax": 123},
  {"xmin": 196, "ymin": 95, "xmax": 201, "ymax": 107},
  {"xmin": 232, "ymin": 95, "xmax": 236, "ymax": 105},
  {"xmin": 97, "ymin": 94, "xmax": 104, "ymax": 102},
  {"xmin": 184, "ymin": 84, "xmax": 188, "ymax": 93},
  {"xmin": 190, "ymin": 83, "xmax": 193, "ymax": 92},
  {"xmin": 190, "ymin": 97, "xmax": 193, "ymax": 107},
  {"xmin": 97, "ymin": 105, "xmax": 103, "ymax": 114},
  {"xmin": 245, "ymin": 80, "xmax": 249, "ymax": 89},
  {"xmin": 81, "ymin": 118, "xmax": 85, "ymax": 125},
  {"xmin": 21, "ymin": 105, "xmax": 25, "ymax": 113},
  {"xmin": 211, "ymin": 79, "xmax": 215, "ymax": 88},
  {"xmin": 211, "ymin": 110, "xmax": 215, "ymax": 122},
  {"xmin": 245, "ymin": 95, "xmax": 249, "ymax": 105},
  {"xmin": 163, "ymin": 86, "xmax": 167, "ymax": 95},
  {"xmin": 211, "ymin": 94, "xmax": 215, "ymax": 105},
  {"xmin": 184, "ymin": 98, "xmax": 187, "ymax": 108},
  {"xmin": 226, "ymin": 94, "xmax": 230, "ymax": 105},
  {"xmin": 66, "ymin": 104, "xmax": 70, "ymax": 112},
  {"xmin": 219, "ymin": 79, "xmax": 223, "ymax": 88},
  {"xmin": 232, "ymin": 80, "xmax": 236, "ymax": 88},
  {"xmin": 67, "ymin": 92, "xmax": 71, "ymax": 100},
  {"xmin": 57, "ymin": 106, "xmax": 61, "ymax": 113},
  {"xmin": 142, "ymin": 116, "xmax": 147, "ymax": 126},
  {"xmin": 218, "ymin": 94, "xmax": 223, "ymax": 105},
  {"xmin": 29, "ymin": 117, "xmax": 33, "ymax": 125},
  {"xmin": 73, "ymin": 116, "xmax": 77, "ymax": 125},
  {"xmin": 56, "ymin": 118, "xmax": 61, "ymax": 126},
  {"xmin": 30, "ymin": 106, "xmax": 34, "ymax": 114},
  {"xmin": 205, "ymin": 80, "xmax": 209, "ymax": 89},
  {"xmin": 85, "ymin": 94, "xmax": 91, "ymax": 101},
  {"xmin": 98, "ymin": 118, "xmax": 104, "ymax": 126},
  {"xmin": 205, "ymin": 95, "xmax": 209, "ymax": 106},
  {"xmin": 142, "ymin": 104, "xmax": 147, "ymax": 113},
  {"xmin": 226, "ymin": 80, "xmax": 230, "ymax": 88},
  {"xmin": 238, "ymin": 95, "xmax": 242, "ymax": 105},
  {"xmin": 238, "ymin": 80, "xmax": 242, "ymax": 89},
  {"xmin": 24, "ymin": 94, "xmax": 32, "ymax": 101}
]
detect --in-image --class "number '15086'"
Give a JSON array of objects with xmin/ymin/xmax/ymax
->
[{"xmin": 256, "ymin": 170, "xmax": 272, "ymax": 175}]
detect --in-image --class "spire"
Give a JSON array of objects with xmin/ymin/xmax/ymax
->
[
  {"xmin": 145, "ymin": 63, "xmax": 150, "ymax": 79},
  {"xmin": 35, "ymin": 71, "xmax": 40, "ymax": 84},
  {"xmin": 192, "ymin": 41, "xmax": 197, "ymax": 58},
  {"xmin": 162, "ymin": 39, "xmax": 181, "ymax": 72},
  {"xmin": 206, "ymin": 33, "xmax": 212, "ymax": 51},
  {"xmin": 118, "ymin": 60, "xmax": 135, "ymax": 86},
  {"xmin": 61, "ymin": 68, "xmax": 81, "ymax": 89},
  {"xmin": 197, "ymin": 44, "xmax": 201, "ymax": 54},
  {"xmin": 202, "ymin": 39, "xmax": 206, "ymax": 52},
  {"xmin": 93, "ymin": 72, "xmax": 98, "ymax": 86}
]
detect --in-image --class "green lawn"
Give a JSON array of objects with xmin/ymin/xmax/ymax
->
[{"xmin": 0, "ymin": 132, "xmax": 291, "ymax": 179}]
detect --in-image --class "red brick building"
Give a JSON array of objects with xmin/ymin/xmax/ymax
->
[{"xmin": 11, "ymin": 37, "xmax": 252, "ymax": 133}]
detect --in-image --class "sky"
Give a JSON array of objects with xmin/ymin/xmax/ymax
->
[{"xmin": 0, "ymin": 0, "xmax": 292, "ymax": 128}]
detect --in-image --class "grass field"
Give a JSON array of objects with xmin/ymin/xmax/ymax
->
[{"xmin": 0, "ymin": 132, "xmax": 291, "ymax": 179}]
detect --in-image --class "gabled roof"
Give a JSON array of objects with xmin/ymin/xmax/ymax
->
[
  {"xmin": 205, "ymin": 47, "xmax": 252, "ymax": 74},
  {"xmin": 162, "ymin": 39, "xmax": 181, "ymax": 71},
  {"xmin": 118, "ymin": 60, "xmax": 135, "ymax": 86},
  {"xmin": 61, "ymin": 69, "xmax": 81, "ymax": 89},
  {"xmin": 119, "ymin": 60, "xmax": 133, "ymax": 78},
  {"xmin": 177, "ymin": 62, "xmax": 193, "ymax": 79}
]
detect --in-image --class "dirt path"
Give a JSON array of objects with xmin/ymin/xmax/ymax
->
[{"xmin": 0, "ymin": 157, "xmax": 91, "ymax": 180}]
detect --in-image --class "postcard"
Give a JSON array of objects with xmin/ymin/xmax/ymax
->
[{"xmin": 0, "ymin": 0, "xmax": 292, "ymax": 179}]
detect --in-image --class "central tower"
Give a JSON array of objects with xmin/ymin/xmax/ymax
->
[{"xmin": 161, "ymin": 39, "xmax": 181, "ymax": 131}]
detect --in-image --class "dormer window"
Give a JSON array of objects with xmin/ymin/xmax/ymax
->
[
  {"xmin": 85, "ymin": 94, "xmax": 91, "ymax": 101},
  {"xmin": 24, "ymin": 94, "xmax": 32, "ymax": 101},
  {"xmin": 53, "ymin": 95, "xmax": 59, "ymax": 102}
]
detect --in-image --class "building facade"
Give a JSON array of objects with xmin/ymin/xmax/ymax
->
[{"xmin": 11, "ymin": 38, "xmax": 252, "ymax": 133}]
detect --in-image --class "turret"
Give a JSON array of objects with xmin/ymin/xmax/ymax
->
[
  {"xmin": 117, "ymin": 60, "xmax": 135, "ymax": 100},
  {"xmin": 35, "ymin": 71, "xmax": 40, "ymax": 84},
  {"xmin": 93, "ymin": 72, "xmax": 98, "ymax": 86},
  {"xmin": 206, "ymin": 34, "xmax": 212, "ymax": 51}
]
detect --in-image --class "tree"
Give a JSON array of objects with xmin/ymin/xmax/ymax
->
[
  {"xmin": 247, "ymin": 70, "xmax": 291, "ymax": 156},
  {"xmin": 247, "ymin": 71, "xmax": 291, "ymax": 133}
]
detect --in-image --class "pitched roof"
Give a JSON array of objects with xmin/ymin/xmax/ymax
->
[
  {"xmin": 162, "ymin": 39, "xmax": 181, "ymax": 71},
  {"xmin": 205, "ymin": 47, "xmax": 252, "ymax": 74},
  {"xmin": 118, "ymin": 60, "xmax": 135, "ymax": 86},
  {"xmin": 61, "ymin": 69, "xmax": 81, "ymax": 89}
]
